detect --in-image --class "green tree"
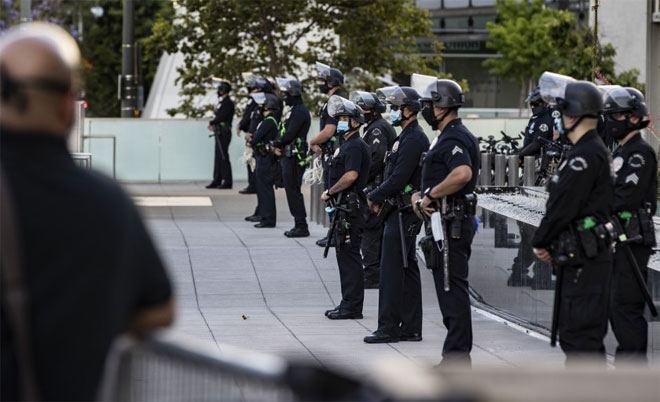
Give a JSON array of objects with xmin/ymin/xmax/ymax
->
[
  {"xmin": 1, "ymin": 0, "xmax": 171, "ymax": 117},
  {"xmin": 485, "ymin": 0, "xmax": 644, "ymax": 108},
  {"xmin": 147, "ymin": 0, "xmax": 446, "ymax": 117},
  {"xmin": 484, "ymin": 0, "xmax": 574, "ymax": 108}
]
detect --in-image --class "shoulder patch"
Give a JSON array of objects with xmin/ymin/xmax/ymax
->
[
  {"xmin": 568, "ymin": 156, "xmax": 588, "ymax": 171},
  {"xmin": 373, "ymin": 138, "xmax": 380, "ymax": 145},
  {"xmin": 628, "ymin": 153, "xmax": 645, "ymax": 168},
  {"xmin": 371, "ymin": 128, "xmax": 381, "ymax": 137},
  {"xmin": 625, "ymin": 172, "xmax": 639, "ymax": 185},
  {"xmin": 612, "ymin": 156, "xmax": 624, "ymax": 173},
  {"xmin": 452, "ymin": 145, "xmax": 464, "ymax": 155},
  {"xmin": 551, "ymin": 110, "xmax": 561, "ymax": 118},
  {"xmin": 539, "ymin": 123, "xmax": 549, "ymax": 132}
]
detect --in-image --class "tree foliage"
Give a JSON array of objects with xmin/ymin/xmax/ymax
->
[
  {"xmin": 1, "ymin": 0, "xmax": 170, "ymax": 117},
  {"xmin": 148, "ymin": 0, "xmax": 445, "ymax": 117},
  {"xmin": 485, "ymin": 0, "xmax": 643, "ymax": 107}
]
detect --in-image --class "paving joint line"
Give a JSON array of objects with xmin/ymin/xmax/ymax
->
[
  {"xmin": 164, "ymin": 200, "xmax": 220, "ymax": 350},
  {"xmin": 211, "ymin": 200, "xmax": 326, "ymax": 368}
]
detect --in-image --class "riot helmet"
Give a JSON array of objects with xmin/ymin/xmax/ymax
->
[
  {"xmin": 376, "ymin": 86, "xmax": 421, "ymax": 127},
  {"xmin": 600, "ymin": 85, "xmax": 650, "ymax": 140},
  {"xmin": 350, "ymin": 90, "xmax": 385, "ymax": 122},
  {"xmin": 276, "ymin": 77, "xmax": 303, "ymax": 106},
  {"xmin": 315, "ymin": 61, "xmax": 344, "ymax": 94},
  {"xmin": 419, "ymin": 79, "xmax": 464, "ymax": 129},
  {"xmin": 251, "ymin": 92, "xmax": 281, "ymax": 113},
  {"xmin": 328, "ymin": 95, "xmax": 364, "ymax": 134},
  {"xmin": 217, "ymin": 81, "xmax": 231, "ymax": 96}
]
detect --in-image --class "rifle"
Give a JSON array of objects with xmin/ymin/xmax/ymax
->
[{"xmin": 323, "ymin": 192, "xmax": 344, "ymax": 258}]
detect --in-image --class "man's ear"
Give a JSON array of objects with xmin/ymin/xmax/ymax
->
[{"xmin": 59, "ymin": 93, "xmax": 76, "ymax": 132}]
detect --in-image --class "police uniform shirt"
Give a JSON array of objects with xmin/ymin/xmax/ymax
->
[
  {"xmin": 328, "ymin": 132, "xmax": 370, "ymax": 194},
  {"xmin": 532, "ymin": 130, "xmax": 614, "ymax": 248},
  {"xmin": 239, "ymin": 99, "xmax": 259, "ymax": 133},
  {"xmin": 368, "ymin": 120, "xmax": 430, "ymax": 204},
  {"xmin": 611, "ymin": 133, "xmax": 658, "ymax": 213},
  {"xmin": 209, "ymin": 96, "xmax": 235, "ymax": 129},
  {"xmin": 522, "ymin": 107, "xmax": 554, "ymax": 149},
  {"xmin": 421, "ymin": 118, "xmax": 480, "ymax": 198},
  {"xmin": 248, "ymin": 104, "xmax": 264, "ymax": 134},
  {"xmin": 0, "ymin": 129, "xmax": 172, "ymax": 401},
  {"xmin": 250, "ymin": 115, "xmax": 278, "ymax": 149},
  {"xmin": 276, "ymin": 102, "xmax": 311, "ymax": 148},
  {"xmin": 363, "ymin": 116, "xmax": 397, "ymax": 184}
]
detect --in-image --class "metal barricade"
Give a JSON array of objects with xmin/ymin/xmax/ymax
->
[
  {"xmin": 83, "ymin": 134, "xmax": 117, "ymax": 179},
  {"xmin": 493, "ymin": 154, "xmax": 506, "ymax": 187},
  {"xmin": 98, "ymin": 332, "xmax": 380, "ymax": 402},
  {"xmin": 479, "ymin": 153, "xmax": 493, "ymax": 186},
  {"xmin": 522, "ymin": 156, "xmax": 536, "ymax": 187}
]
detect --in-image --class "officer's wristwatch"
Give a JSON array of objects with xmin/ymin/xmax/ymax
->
[{"xmin": 423, "ymin": 188, "xmax": 437, "ymax": 202}]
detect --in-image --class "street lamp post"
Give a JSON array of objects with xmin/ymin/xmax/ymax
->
[{"xmin": 120, "ymin": 0, "xmax": 138, "ymax": 117}]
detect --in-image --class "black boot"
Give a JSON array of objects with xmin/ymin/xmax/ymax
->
[
  {"xmin": 245, "ymin": 215, "xmax": 262, "ymax": 222},
  {"xmin": 284, "ymin": 225, "xmax": 310, "ymax": 238}
]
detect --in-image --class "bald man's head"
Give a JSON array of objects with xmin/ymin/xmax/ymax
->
[{"xmin": 0, "ymin": 24, "xmax": 80, "ymax": 136}]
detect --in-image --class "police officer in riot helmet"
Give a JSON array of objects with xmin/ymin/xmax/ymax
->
[
  {"xmin": 413, "ymin": 79, "xmax": 480, "ymax": 364},
  {"xmin": 206, "ymin": 81, "xmax": 235, "ymax": 189},
  {"xmin": 506, "ymin": 86, "xmax": 556, "ymax": 289},
  {"xmin": 248, "ymin": 92, "xmax": 281, "ymax": 228},
  {"xmin": 351, "ymin": 91, "xmax": 397, "ymax": 289},
  {"xmin": 531, "ymin": 73, "xmax": 613, "ymax": 364},
  {"xmin": 321, "ymin": 95, "xmax": 370, "ymax": 320},
  {"xmin": 518, "ymin": 86, "xmax": 557, "ymax": 159},
  {"xmin": 273, "ymin": 78, "xmax": 312, "ymax": 238},
  {"xmin": 601, "ymin": 85, "xmax": 657, "ymax": 364},
  {"xmin": 363, "ymin": 86, "xmax": 430, "ymax": 344},
  {"xmin": 310, "ymin": 62, "xmax": 348, "ymax": 248}
]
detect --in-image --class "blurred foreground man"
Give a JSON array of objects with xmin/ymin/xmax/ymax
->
[
  {"xmin": 532, "ymin": 73, "xmax": 613, "ymax": 364},
  {"xmin": 0, "ymin": 24, "xmax": 174, "ymax": 401},
  {"xmin": 413, "ymin": 79, "xmax": 479, "ymax": 365},
  {"xmin": 601, "ymin": 86, "xmax": 657, "ymax": 364}
]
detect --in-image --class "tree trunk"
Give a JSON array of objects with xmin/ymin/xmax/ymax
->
[{"xmin": 518, "ymin": 79, "xmax": 528, "ymax": 117}]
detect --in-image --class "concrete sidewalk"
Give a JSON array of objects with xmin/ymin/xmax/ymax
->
[{"xmin": 129, "ymin": 182, "xmax": 565, "ymax": 375}]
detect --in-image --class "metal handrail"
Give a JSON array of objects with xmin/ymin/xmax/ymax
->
[{"xmin": 83, "ymin": 134, "xmax": 117, "ymax": 179}]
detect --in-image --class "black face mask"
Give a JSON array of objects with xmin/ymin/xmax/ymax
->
[
  {"xmin": 605, "ymin": 115, "xmax": 636, "ymax": 140},
  {"xmin": 421, "ymin": 106, "xmax": 438, "ymax": 129},
  {"xmin": 318, "ymin": 83, "xmax": 330, "ymax": 94},
  {"xmin": 531, "ymin": 105, "xmax": 545, "ymax": 115},
  {"xmin": 284, "ymin": 94, "xmax": 298, "ymax": 106}
]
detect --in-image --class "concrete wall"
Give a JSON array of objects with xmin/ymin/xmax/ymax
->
[
  {"xmin": 84, "ymin": 117, "xmax": 528, "ymax": 183},
  {"xmin": 592, "ymin": 0, "xmax": 648, "ymax": 82}
]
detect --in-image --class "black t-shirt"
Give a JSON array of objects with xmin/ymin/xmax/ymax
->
[
  {"xmin": 327, "ymin": 132, "xmax": 370, "ymax": 194},
  {"xmin": 421, "ymin": 118, "xmax": 480, "ymax": 198},
  {"xmin": 0, "ymin": 130, "xmax": 172, "ymax": 401}
]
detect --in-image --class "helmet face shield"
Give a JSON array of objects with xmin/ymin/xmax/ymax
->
[
  {"xmin": 276, "ymin": 77, "xmax": 302, "ymax": 96},
  {"xmin": 411, "ymin": 73, "xmax": 438, "ymax": 100},
  {"xmin": 350, "ymin": 90, "xmax": 379, "ymax": 111},
  {"xmin": 250, "ymin": 92, "xmax": 266, "ymax": 105},
  {"xmin": 376, "ymin": 86, "xmax": 407, "ymax": 107},
  {"xmin": 599, "ymin": 85, "xmax": 633, "ymax": 114},
  {"xmin": 538, "ymin": 71, "xmax": 576, "ymax": 106},
  {"xmin": 327, "ymin": 95, "xmax": 364, "ymax": 124},
  {"xmin": 315, "ymin": 61, "xmax": 331, "ymax": 80}
]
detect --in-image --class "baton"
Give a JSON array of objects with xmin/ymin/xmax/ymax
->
[{"xmin": 398, "ymin": 210, "xmax": 409, "ymax": 269}]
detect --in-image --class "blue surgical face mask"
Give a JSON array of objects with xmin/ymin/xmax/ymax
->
[
  {"xmin": 337, "ymin": 120, "xmax": 350, "ymax": 133},
  {"xmin": 389, "ymin": 109, "xmax": 401, "ymax": 124}
]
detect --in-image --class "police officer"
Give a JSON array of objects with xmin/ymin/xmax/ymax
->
[
  {"xmin": 244, "ymin": 78, "xmax": 279, "ymax": 222},
  {"xmin": 274, "ymin": 77, "xmax": 311, "ymax": 238},
  {"xmin": 363, "ymin": 86, "xmax": 429, "ymax": 343},
  {"xmin": 351, "ymin": 91, "xmax": 396, "ymax": 289},
  {"xmin": 321, "ymin": 95, "xmax": 370, "ymax": 320},
  {"xmin": 531, "ymin": 75, "xmax": 613, "ymax": 364},
  {"xmin": 602, "ymin": 86, "xmax": 657, "ymax": 363},
  {"xmin": 249, "ymin": 92, "xmax": 281, "ymax": 228},
  {"xmin": 206, "ymin": 81, "xmax": 235, "ymax": 189},
  {"xmin": 508, "ymin": 86, "xmax": 555, "ymax": 289},
  {"xmin": 309, "ymin": 62, "xmax": 347, "ymax": 247},
  {"xmin": 413, "ymin": 79, "xmax": 479, "ymax": 364},
  {"xmin": 237, "ymin": 78, "xmax": 261, "ymax": 195}
]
